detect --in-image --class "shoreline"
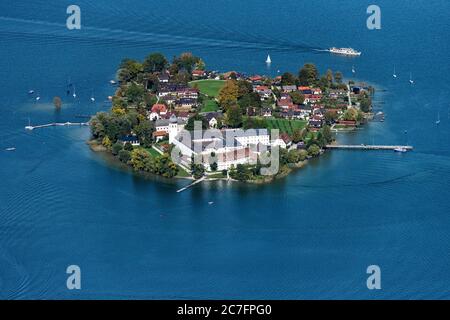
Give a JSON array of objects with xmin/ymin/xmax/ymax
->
[{"xmin": 88, "ymin": 139, "xmax": 312, "ymax": 185}]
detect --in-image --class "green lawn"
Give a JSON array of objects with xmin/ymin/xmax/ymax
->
[
  {"xmin": 189, "ymin": 80, "xmax": 225, "ymax": 97},
  {"xmin": 144, "ymin": 147, "xmax": 162, "ymax": 158},
  {"xmin": 266, "ymin": 118, "xmax": 307, "ymax": 135},
  {"xmin": 201, "ymin": 98, "xmax": 219, "ymax": 112}
]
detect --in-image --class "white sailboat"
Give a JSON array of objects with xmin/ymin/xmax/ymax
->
[
  {"xmin": 90, "ymin": 90, "xmax": 95, "ymax": 102},
  {"xmin": 25, "ymin": 118, "xmax": 34, "ymax": 130},
  {"xmin": 35, "ymin": 93, "xmax": 40, "ymax": 101},
  {"xmin": 28, "ymin": 90, "xmax": 35, "ymax": 95},
  {"xmin": 266, "ymin": 54, "xmax": 272, "ymax": 64},
  {"xmin": 73, "ymin": 86, "xmax": 77, "ymax": 98},
  {"xmin": 352, "ymin": 65, "xmax": 356, "ymax": 73},
  {"xmin": 436, "ymin": 111, "xmax": 441, "ymax": 125},
  {"xmin": 393, "ymin": 66, "xmax": 397, "ymax": 78},
  {"xmin": 409, "ymin": 72, "xmax": 414, "ymax": 84}
]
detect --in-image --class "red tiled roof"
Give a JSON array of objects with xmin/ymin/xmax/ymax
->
[{"xmin": 151, "ymin": 104, "xmax": 167, "ymax": 113}]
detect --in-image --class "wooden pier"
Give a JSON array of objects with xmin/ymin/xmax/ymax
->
[
  {"xmin": 176, "ymin": 176, "xmax": 206, "ymax": 193},
  {"xmin": 326, "ymin": 144, "xmax": 413, "ymax": 151},
  {"xmin": 25, "ymin": 122, "xmax": 89, "ymax": 130}
]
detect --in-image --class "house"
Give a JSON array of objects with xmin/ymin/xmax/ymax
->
[
  {"xmin": 177, "ymin": 88, "xmax": 199, "ymax": 99},
  {"xmin": 158, "ymin": 72, "xmax": 170, "ymax": 83},
  {"xmin": 249, "ymin": 75, "xmax": 263, "ymax": 84},
  {"xmin": 155, "ymin": 114, "xmax": 186, "ymax": 134},
  {"xmin": 298, "ymin": 86, "xmax": 312, "ymax": 94},
  {"xmin": 296, "ymin": 141, "xmax": 306, "ymax": 150},
  {"xmin": 202, "ymin": 111, "xmax": 223, "ymax": 128},
  {"xmin": 277, "ymin": 97, "xmax": 294, "ymax": 109},
  {"xmin": 175, "ymin": 111, "xmax": 190, "ymax": 121},
  {"xmin": 311, "ymin": 88, "xmax": 322, "ymax": 95},
  {"xmin": 262, "ymin": 108, "xmax": 272, "ymax": 117},
  {"xmin": 254, "ymin": 85, "xmax": 272, "ymax": 100},
  {"xmin": 192, "ymin": 70, "xmax": 206, "ymax": 78},
  {"xmin": 152, "ymin": 130, "xmax": 168, "ymax": 142},
  {"xmin": 175, "ymin": 98, "xmax": 197, "ymax": 111},
  {"xmin": 147, "ymin": 103, "xmax": 168, "ymax": 120},
  {"xmin": 119, "ymin": 135, "xmax": 140, "ymax": 146},
  {"xmin": 160, "ymin": 94, "xmax": 177, "ymax": 105},
  {"xmin": 151, "ymin": 103, "xmax": 167, "ymax": 114},
  {"xmin": 308, "ymin": 118, "xmax": 323, "ymax": 129},
  {"xmin": 282, "ymin": 85, "xmax": 297, "ymax": 93},
  {"xmin": 280, "ymin": 133, "xmax": 292, "ymax": 147}
]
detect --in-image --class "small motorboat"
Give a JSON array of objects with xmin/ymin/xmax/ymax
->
[
  {"xmin": 394, "ymin": 147, "xmax": 408, "ymax": 153},
  {"xmin": 28, "ymin": 90, "xmax": 35, "ymax": 95},
  {"xmin": 110, "ymin": 80, "xmax": 117, "ymax": 85},
  {"xmin": 90, "ymin": 97, "xmax": 95, "ymax": 102},
  {"xmin": 35, "ymin": 96, "xmax": 41, "ymax": 101},
  {"xmin": 5, "ymin": 147, "xmax": 16, "ymax": 151},
  {"xmin": 208, "ymin": 201, "xmax": 214, "ymax": 205}
]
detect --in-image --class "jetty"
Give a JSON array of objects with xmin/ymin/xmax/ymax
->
[
  {"xmin": 25, "ymin": 122, "xmax": 89, "ymax": 131},
  {"xmin": 176, "ymin": 176, "xmax": 206, "ymax": 193},
  {"xmin": 326, "ymin": 144, "xmax": 413, "ymax": 151}
]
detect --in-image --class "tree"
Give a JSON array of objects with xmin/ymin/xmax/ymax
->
[
  {"xmin": 298, "ymin": 149, "xmax": 308, "ymax": 161},
  {"xmin": 289, "ymin": 91, "xmax": 305, "ymax": 105},
  {"xmin": 118, "ymin": 149, "xmax": 131, "ymax": 163},
  {"xmin": 190, "ymin": 155, "xmax": 205, "ymax": 179},
  {"xmin": 134, "ymin": 120, "xmax": 154, "ymax": 147},
  {"xmin": 334, "ymin": 71, "xmax": 343, "ymax": 84},
  {"xmin": 124, "ymin": 142, "xmax": 134, "ymax": 151},
  {"xmin": 129, "ymin": 148, "xmax": 150, "ymax": 172},
  {"xmin": 173, "ymin": 52, "xmax": 200, "ymax": 74},
  {"xmin": 237, "ymin": 79, "xmax": 253, "ymax": 98},
  {"xmin": 210, "ymin": 162, "xmax": 218, "ymax": 171},
  {"xmin": 185, "ymin": 113, "xmax": 208, "ymax": 131},
  {"xmin": 238, "ymin": 92, "xmax": 262, "ymax": 110},
  {"xmin": 230, "ymin": 164, "xmax": 251, "ymax": 181},
  {"xmin": 143, "ymin": 53, "xmax": 168, "ymax": 73},
  {"xmin": 218, "ymin": 80, "xmax": 239, "ymax": 110},
  {"xmin": 225, "ymin": 105, "xmax": 243, "ymax": 128},
  {"xmin": 195, "ymin": 59, "xmax": 206, "ymax": 71},
  {"xmin": 53, "ymin": 96, "xmax": 62, "ymax": 109},
  {"xmin": 118, "ymin": 59, "xmax": 143, "ymax": 82},
  {"xmin": 102, "ymin": 136, "xmax": 112, "ymax": 149},
  {"xmin": 281, "ymin": 72, "xmax": 297, "ymax": 85},
  {"xmin": 343, "ymin": 107, "xmax": 358, "ymax": 121},
  {"xmin": 307, "ymin": 144, "xmax": 321, "ymax": 157},
  {"xmin": 111, "ymin": 142, "xmax": 123, "ymax": 156},
  {"xmin": 326, "ymin": 69, "xmax": 333, "ymax": 86},
  {"xmin": 298, "ymin": 63, "xmax": 319, "ymax": 86},
  {"xmin": 324, "ymin": 111, "xmax": 338, "ymax": 124},
  {"xmin": 291, "ymin": 128, "xmax": 304, "ymax": 143},
  {"xmin": 321, "ymin": 125, "xmax": 333, "ymax": 144},
  {"xmin": 124, "ymin": 83, "xmax": 145, "ymax": 104},
  {"xmin": 359, "ymin": 95, "xmax": 372, "ymax": 112},
  {"xmin": 287, "ymin": 149, "xmax": 301, "ymax": 163}
]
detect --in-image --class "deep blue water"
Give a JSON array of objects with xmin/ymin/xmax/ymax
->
[{"xmin": 1, "ymin": 0, "xmax": 450, "ymax": 299}]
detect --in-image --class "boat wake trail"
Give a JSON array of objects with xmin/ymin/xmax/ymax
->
[{"xmin": 0, "ymin": 16, "xmax": 325, "ymax": 53}]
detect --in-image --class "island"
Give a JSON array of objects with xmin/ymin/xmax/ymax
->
[{"xmin": 89, "ymin": 52, "xmax": 374, "ymax": 183}]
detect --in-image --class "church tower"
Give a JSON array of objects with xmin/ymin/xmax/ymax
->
[{"xmin": 168, "ymin": 114, "xmax": 178, "ymax": 143}]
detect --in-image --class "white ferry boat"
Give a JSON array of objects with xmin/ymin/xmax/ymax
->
[{"xmin": 329, "ymin": 47, "xmax": 361, "ymax": 56}]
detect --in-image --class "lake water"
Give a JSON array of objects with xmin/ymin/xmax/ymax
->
[{"xmin": 0, "ymin": 0, "xmax": 449, "ymax": 299}]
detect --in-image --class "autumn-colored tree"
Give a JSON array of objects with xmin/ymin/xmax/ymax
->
[{"xmin": 218, "ymin": 80, "xmax": 239, "ymax": 110}]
